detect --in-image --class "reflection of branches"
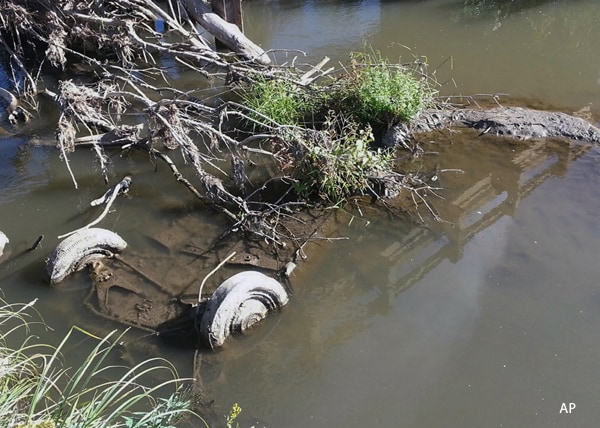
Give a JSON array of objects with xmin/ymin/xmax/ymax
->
[{"xmin": 459, "ymin": 0, "xmax": 558, "ymax": 22}]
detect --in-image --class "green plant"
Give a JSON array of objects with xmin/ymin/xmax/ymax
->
[
  {"xmin": 338, "ymin": 50, "xmax": 430, "ymax": 124},
  {"xmin": 239, "ymin": 50, "xmax": 430, "ymax": 130},
  {"xmin": 225, "ymin": 402, "xmax": 242, "ymax": 428},
  {"xmin": 234, "ymin": 48, "xmax": 433, "ymax": 205},
  {"xmin": 0, "ymin": 298, "xmax": 203, "ymax": 428},
  {"xmin": 286, "ymin": 111, "xmax": 394, "ymax": 203},
  {"xmin": 239, "ymin": 77, "xmax": 315, "ymax": 127}
]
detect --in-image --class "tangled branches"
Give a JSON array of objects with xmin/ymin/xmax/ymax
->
[{"xmin": 0, "ymin": 0, "xmax": 444, "ymax": 253}]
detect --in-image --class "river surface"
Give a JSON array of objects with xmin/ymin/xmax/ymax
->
[{"xmin": 1, "ymin": 0, "xmax": 600, "ymax": 427}]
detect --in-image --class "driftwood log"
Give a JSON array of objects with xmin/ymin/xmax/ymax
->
[
  {"xmin": 181, "ymin": 0, "xmax": 270, "ymax": 64},
  {"xmin": 385, "ymin": 106, "xmax": 600, "ymax": 147}
]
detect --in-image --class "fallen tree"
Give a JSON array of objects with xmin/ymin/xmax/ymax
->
[
  {"xmin": 1, "ymin": 0, "xmax": 598, "ymax": 257},
  {"xmin": 0, "ymin": 0, "xmax": 447, "ymax": 250}
]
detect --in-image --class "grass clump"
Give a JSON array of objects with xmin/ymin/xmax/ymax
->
[
  {"xmin": 240, "ymin": 77, "xmax": 318, "ymax": 127},
  {"xmin": 0, "ymin": 298, "xmax": 202, "ymax": 428},
  {"xmin": 338, "ymin": 51, "xmax": 430, "ymax": 124},
  {"xmin": 236, "ymin": 48, "xmax": 434, "ymax": 204},
  {"xmin": 240, "ymin": 49, "xmax": 431, "ymax": 130}
]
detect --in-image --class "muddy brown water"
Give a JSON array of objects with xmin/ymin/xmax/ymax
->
[{"xmin": 1, "ymin": 0, "xmax": 600, "ymax": 427}]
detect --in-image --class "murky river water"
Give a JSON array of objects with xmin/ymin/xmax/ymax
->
[{"xmin": 1, "ymin": 0, "xmax": 600, "ymax": 427}]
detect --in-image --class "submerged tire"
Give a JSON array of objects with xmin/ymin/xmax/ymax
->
[
  {"xmin": 200, "ymin": 271, "xmax": 289, "ymax": 350},
  {"xmin": 46, "ymin": 228, "xmax": 127, "ymax": 285},
  {"xmin": 0, "ymin": 230, "xmax": 8, "ymax": 258}
]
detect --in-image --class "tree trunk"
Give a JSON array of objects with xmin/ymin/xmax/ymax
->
[
  {"xmin": 211, "ymin": 0, "xmax": 243, "ymax": 31},
  {"xmin": 181, "ymin": 0, "xmax": 270, "ymax": 65}
]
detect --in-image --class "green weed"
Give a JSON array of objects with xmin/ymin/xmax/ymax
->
[
  {"xmin": 0, "ymin": 299, "xmax": 203, "ymax": 428},
  {"xmin": 225, "ymin": 402, "xmax": 242, "ymax": 428},
  {"xmin": 287, "ymin": 111, "xmax": 394, "ymax": 203},
  {"xmin": 237, "ymin": 48, "xmax": 434, "ymax": 205},
  {"xmin": 337, "ymin": 50, "xmax": 430, "ymax": 124},
  {"xmin": 239, "ymin": 77, "xmax": 316, "ymax": 127}
]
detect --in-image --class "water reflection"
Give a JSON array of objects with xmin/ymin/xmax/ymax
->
[
  {"xmin": 245, "ymin": 0, "xmax": 382, "ymax": 54},
  {"xmin": 193, "ymin": 131, "xmax": 594, "ymax": 425},
  {"xmin": 456, "ymin": 0, "xmax": 566, "ymax": 20},
  {"xmin": 245, "ymin": 0, "xmax": 600, "ymax": 110}
]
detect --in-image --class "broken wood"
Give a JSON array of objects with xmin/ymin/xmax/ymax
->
[
  {"xmin": 181, "ymin": 0, "xmax": 270, "ymax": 64},
  {"xmin": 299, "ymin": 56, "xmax": 334, "ymax": 85},
  {"xmin": 58, "ymin": 176, "xmax": 132, "ymax": 239}
]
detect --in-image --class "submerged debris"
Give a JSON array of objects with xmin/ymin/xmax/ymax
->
[
  {"xmin": 0, "ymin": 230, "xmax": 8, "ymax": 257},
  {"xmin": 199, "ymin": 271, "xmax": 289, "ymax": 349},
  {"xmin": 46, "ymin": 228, "xmax": 127, "ymax": 284},
  {"xmin": 386, "ymin": 106, "xmax": 600, "ymax": 147}
]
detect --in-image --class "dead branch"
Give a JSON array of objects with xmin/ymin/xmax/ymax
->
[
  {"xmin": 58, "ymin": 176, "xmax": 132, "ymax": 239},
  {"xmin": 0, "ymin": 0, "xmax": 453, "ymax": 264}
]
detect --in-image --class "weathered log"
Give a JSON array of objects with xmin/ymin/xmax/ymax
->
[
  {"xmin": 181, "ymin": 0, "xmax": 271, "ymax": 65},
  {"xmin": 384, "ymin": 106, "xmax": 600, "ymax": 147},
  {"xmin": 211, "ymin": 0, "xmax": 243, "ymax": 31}
]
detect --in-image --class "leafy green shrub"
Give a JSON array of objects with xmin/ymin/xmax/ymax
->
[
  {"xmin": 236, "ymin": 49, "xmax": 433, "ymax": 205},
  {"xmin": 238, "ymin": 49, "xmax": 432, "ymax": 130}
]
